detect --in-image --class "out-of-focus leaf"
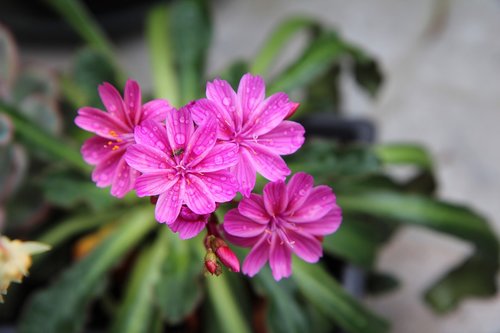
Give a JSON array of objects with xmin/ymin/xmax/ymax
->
[
  {"xmin": 155, "ymin": 232, "xmax": 203, "ymax": 324},
  {"xmin": 18, "ymin": 95, "xmax": 62, "ymax": 135},
  {"xmin": 323, "ymin": 216, "xmax": 395, "ymax": 269},
  {"xmin": 375, "ymin": 143, "xmax": 433, "ymax": 170},
  {"xmin": 4, "ymin": 178, "xmax": 47, "ymax": 229},
  {"xmin": 41, "ymin": 173, "xmax": 116, "ymax": 211},
  {"xmin": 351, "ymin": 56, "xmax": 383, "ymax": 98},
  {"xmin": 293, "ymin": 259, "xmax": 389, "ymax": 333},
  {"xmin": 0, "ymin": 24, "xmax": 19, "ymax": 93},
  {"xmin": 339, "ymin": 191, "xmax": 499, "ymax": 312},
  {"xmin": 11, "ymin": 68, "xmax": 59, "ymax": 103},
  {"xmin": 72, "ymin": 48, "xmax": 116, "ymax": 107},
  {"xmin": 219, "ymin": 60, "xmax": 249, "ymax": 88},
  {"xmin": 0, "ymin": 144, "xmax": 27, "ymax": 200},
  {"xmin": 170, "ymin": 0, "xmax": 211, "ymax": 103},
  {"xmin": 268, "ymin": 32, "xmax": 349, "ymax": 94},
  {"xmin": 251, "ymin": 17, "xmax": 318, "ymax": 76},
  {"xmin": 0, "ymin": 113, "xmax": 13, "ymax": 145},
  {"xmin": 301, "ymin": 64, "xmax": 342, "ymax": 115},
  {"xmin": 0, "ymin": 101, "xmax": 90, "ymax": 173},
  {"xmin": 110, "ymin": 229, "xmax": 169, "ymax": 333},
  {"xmin": 253, "ymin": 268, "xmax": 308, "ymax": 333},
  {"xmin": 19, "ymin": 207, "xmax": 155, "ymax": 333},
  {"xmin": 365, "ymin": 271, "xmax": 400, "ymax": 295}
]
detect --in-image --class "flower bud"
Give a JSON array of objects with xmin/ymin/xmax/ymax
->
[
  {"xmin": 204, "ymin": 250, "xmax": 221, "ymax": 276},
  {"xmin": 215, "ymin": 245, "xmax": 240, "ymax": 273}
]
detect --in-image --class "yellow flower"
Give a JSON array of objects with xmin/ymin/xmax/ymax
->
[{"xmin": 0, "ymin": 236, "xmax": 50, "ymax": 302}]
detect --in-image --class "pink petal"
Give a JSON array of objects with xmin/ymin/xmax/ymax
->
[
  {"xmin": 243, "ymin": 92, "xmax": 296, "ymax": 137},
  {"xmin": 238, "ymin": 193, "xmax": 269, "ymax": 224},
  {"xmin": 98, "ymin": 82, "xmax": 128, "ymax": 124},
  {"xmin": 125, "ymin": 144, "xmax": 173, "ymax": 173},
  {"xmin": 234, "ymin": 150, "xmax": 257, "ymax": 197},
  {"xmin": 223, "ymin": 209, "xmax": 267, "ymax": 237},
  {"xmin": 184, "ymin": 116, "xmax": 217, "ymax": 166},
  {"xmin": 257, "ymin": 121, "xmax": 305, "ymax": 155},
  {"xmin": 242, "ymin": 236, "xmax": 270, "ymax": 277},
  {"xmin": 110, "ymin": 158, "xmax": 138, "ymax": 198},
  {"xmin": 224, "ymin": 232, "xmax": 262, "ymax": 247},
  {"xmin": 206, "ymin": 79, "xmax": 241, "ymax": 131},
  {"xmin": 124, "ymin": 79, "xmax": 142, "ymax": 125},
  {"xmin": 91, "ymin": 153, "xmax": 122, "ymax": 187},
  {"xmin": 189, "ymin": 98, "xmax": 233, "ymax": 140},
  {"xmin": 245, "ymin": 143, "xmax": 290, "ymax": 182},
  {"xmin": 285, "ymin": 229, "xmax": 323, "ymax": 263},
  {"xmin": 134, "ymin": 171, "xmax": 177, "ymax": 197},
  {"xmin": 285, "ymin": 102, "xmax": 300, "ymax": 119},
  {"xmin": 165, "ymin": 107, "xmax": 193, "ymax": 152},
  {"xmin": 141, "ymin": 99, "xmax": 172, "ymax": 122},
  {"xmin": 191, "ymin": 142, "xmax": 238, "ymax": 172},
  {"xmin": 269, "ymin": 234, "xmax": 292, "ymax": 281},
  {"xmin": 286, "ymin": 172, "xmax": 314, "ymax": 212},
  {"xmin": 198, "ymin": 170, "xmax": 238, "ymax": 202},
  {"xmin": 134, "ymin": 120, "xmax": 172, "ymax": 156},
  {"xmin": 169, "ymin": 219, "xmax": 207, "ymax": 239},
  {"xmin": 296, "ymin": 206, "xmax": 342, "ymax": 236},
  {"xmin": 155, "ymin": 179, "xmax": 185, "ymax": 224},
  {"xmin": 287, "ymin": 185, "xmax": 336, "ymax": 223},
  {"xmin": 75, "ymin": 107, "xmax": 130, "ymax": 140},
  {"xmin": 81, "ymin": 136, "xmax": 126, "ymax": 165},
  {"xmin": 263, "ymin": 180, "xmax": 288, "ymax": 216},
  {"xmin": 237, "ymin": 73, "xmax": 265, "ymax": 123},
  {"xmin": 184, "ymin": 174, "xmax": 216, "ymax": 215}
]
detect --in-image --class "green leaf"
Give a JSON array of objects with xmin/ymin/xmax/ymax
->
[
  {"xmin": 19, "ymin": 207, "xmax": 155, "ymax": 333},
  {"xmin": 350, "ymin": 53, "xmax": 383, "ymax": 97},
  {"xmin": 374, "ymin": 143, "xmax": 433, "ymax": 170},
  {"xmin": 110, "ymin": 229, "xmax": 169, "ymax": 333},
  {"xmin": 18, "ymin": 95, "xmax": 62, "ymax": 135},
  {"xmin": 170, "ymin": 0, "xmax": 211, "ymax": 104},
  {"xmin": 0, "ymin": 144, "xmax": 26, "ymax": 199},
  {"xmin": 268, "ymin": 32, "xmax": 349, "ymax": 94},
  {"xmin": 251, "ymin": 17, "xmax": 317, "ymax": 76},
  {"xmin": 11, "ymin": 67, "xmax": 59, "ymax": 103},
  {"xmin": 155, "ymin": 232, "xmax": 203, "ymax": 324},
  {"xmin": 219, "ymin": 60, "xmax": 249, "ymax": 88},
  {"xmin": 365, "ymin": 271, "xmax": 399, "ymax": 296},
  {"xmin": 0, "ymin": 113, "xmax": 13, "ymax": 144},
  {"xmin": 146, "ymin": 4, "xmax": 179, "ymax": 104},
  {"xmin": 0, "ymin": 25, "xmax": 19, "ymax": 91},
  {"xmin": 293, "ymin": 259, "xmax": 389, "ymax": 333}
]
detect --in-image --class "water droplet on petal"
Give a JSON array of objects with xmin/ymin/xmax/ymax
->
[
  {"xmin": 298, "ymin": 189, "xmax": 306, "ymax": 196},
  {"xmin": 175, "ymin": 133, "xmax": 185, "ymax": 144}
]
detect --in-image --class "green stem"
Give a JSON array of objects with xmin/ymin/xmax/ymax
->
[{"xmin": 146, "ymin": 4, "xmax": 180, "ymax": 105}]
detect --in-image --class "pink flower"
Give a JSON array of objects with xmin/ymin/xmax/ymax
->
[
  {"xmin": 169, "ymin": 206, "xmax": 210, "ymax": 239},
  {"xmin": 189, "ymin": 73, "xmax": 305, "ymax": 197},
  {"xmin": 75, "ymin": 80, "xmax": 172, "ymax": 198},
  {"xmin": 124, "ymin": 106, "xmax": 239, "ymax": 227},
  {"xmin": 223, "ymin": 172, "xmax": 342, "ymax": 281}
]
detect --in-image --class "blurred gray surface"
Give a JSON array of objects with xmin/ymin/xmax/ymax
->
[{"xmin": 20, "ymin": 0, "xmax": 500, "ymax": 332}]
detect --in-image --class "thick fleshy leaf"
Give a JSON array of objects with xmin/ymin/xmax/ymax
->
[
  {"xmin": 155, "ymin": 232, "xmax": 203, "ymax": 324},
  {"xmin": 91, "ymin": 153, "xmax": 122, "ymax": 187},
  {"xmin": 75, "ymin": 107, "xmax": 129, "ymax": 139},
  {"xmin": 269, "ymin": 234, "xmax": 292, "ymax": 281},
  {"xmin": 375, "ymin": 143, "xmax": 433, "ymax": 170},
  {"xmin": 165, "ymin": 107, "xmax": 193, "ymax": 151},
  {"xmin": 124, "ymin": 79, "xmax": 142, "ymax": 124},
  {"xmin": 206, "ymin": 79, "xmax": 241, "ymax": 131},
  {"xmin": 184, "ymin": 116, "xmax": 217, "ymax": 166},
  {"xmin": 199, "ymin": 170, "xmax": 238, "ymax": 202},
  {"xmin": 263, "ymin": 180, "xmax": 288, "ymax": 216},
  {"xmin": 286, "ymin": 172, "xmax": 314, "ymax": 212},
  {"xmin": 242, "ymin": 236, "xmax": 270, "ymax": 277},
  {"xmin": 184, "ymin": 174, "xmax": 215, "ymax": 215},
  {"xmin": 0, "ymin": 25, "xmax": 19, "ymax": 92},
  {"xmin": 245, "ymin": 144, "xmax": 290, "ymax": 182},
  {"xmin": 285, "ymin": 229, "xmax": 322, "ymax": 263},
  {"xmin": 287, "ymin": 186, "xmax": 335, "ymax": 223},
  {"xmin": 237, "ymin": 73, "xmax": 265, "ymax": 123},
  {"xmin": 191, "ymin": 142, "xmax": 238, "ymax": 172},
  {"xmin": 189, "ymin": 98, "xmax": 233, "ymax": 140},
  {"xmin": 234, "ymin": 150, "xmax": 256, "ymax": 197},
  {"xmin": 238, "ymin": 193, "xmax": 269, "ymax": 224},
  {"xmin": 19, "ymin": 96, "xmax": 63, "ymax": 135},
  {"xmin": 224, "ymin": 209, "xmax": 267, "ymax": 237},
  {"xmin": 98, "ymin": 82, "xmax": 128, "ymax": 124},
  {"xmin": 110, "ymin": 159, "xmax": 137, "ymax": 198},
  {"xmin": 19, "ymin": 208, "xmax": 155, "ymax": 333},
  {"xmin": 134, "ymin": 120, "xmax": 171, "ymax": 154},
  {"xmin": 257, "ymin": 120, "xmax": 305, "ymax": 155},
  {"xmin": 81, "ymin": 136, "xmax": 127, "ymax": 165},
  {"xmin": 244, "ymin": 92, "xmax": 294, "ymax": 136},
  {"xmin": 134, "ymin": 172, "xmax": 177, "ymax": 197},
  {"xmin": 125, "ymin": 144, "xmax": 172, "ymax": 173},
  {"xmin": 155, "ymin": 179, "xmax": 185, "ymax": 223},
  {"xmin": 141, "ymin": 99, "xmax": 172, "ymax": 122}
]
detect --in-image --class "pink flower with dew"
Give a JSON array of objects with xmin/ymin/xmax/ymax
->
[
  {"xmin": 189, "ymin": 73, "xmax": 305, "ymax": 197},
  {"xmin": 75, "ymin": 80, "xmax": 172, "ymax": 197},
  {"xmin": 169, "ymin": 206, "xmax": 210, "ymax": 240},
  {"xmin": 223, "ymin": 172, "xmax": 342, "ymax": 281},
  {"xmin": 124, "ymin": 106, "xmax": 239, "ymax": 231}
]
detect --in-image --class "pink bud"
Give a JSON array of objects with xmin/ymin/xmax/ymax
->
[
  {"xmin": 285, "ymin": 102, "xmax": 300, "ymax": 119},
  {"xmin": 215, "ymin": 245, "xmax": 240, "ymax": 273},
  {"xmin": 204, "ymin": 250, "xmax": 220, "ymax": 275}
]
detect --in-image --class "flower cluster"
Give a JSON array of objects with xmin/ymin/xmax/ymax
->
[{"xmin": 76, "ymin": 74, "xmax": 342, "ymax": 280}]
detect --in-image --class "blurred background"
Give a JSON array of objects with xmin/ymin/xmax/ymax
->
[{"xmin": 2, "ymin": 0, "xmax": 500, "ymax": 332}]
